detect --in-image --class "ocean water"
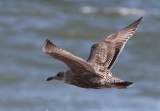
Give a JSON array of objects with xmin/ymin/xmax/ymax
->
[{"xmin": 0, "ymin": 0, "xmax": 160, "ymax": 111}]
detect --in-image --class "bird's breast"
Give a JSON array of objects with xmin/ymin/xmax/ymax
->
[{"xmin": 66, "ymin": 75, "xmax": 106, "ymax": 89}]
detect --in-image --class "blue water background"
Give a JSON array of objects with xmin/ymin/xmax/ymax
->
[{"xmin": 0, "ymin": 0, "xmax": 160, "ymax": 111}]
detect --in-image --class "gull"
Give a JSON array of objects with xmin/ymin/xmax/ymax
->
[{"xmin": 43, "ymin": 17, "xmax": 142, "ymax": 89}]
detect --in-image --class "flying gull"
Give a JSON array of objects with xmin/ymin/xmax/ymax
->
[{"xmin": 43, "ymin": 17, "xmax": 142, "ymax": 89}]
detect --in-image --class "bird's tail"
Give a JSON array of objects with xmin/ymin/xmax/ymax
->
[{"xmin": 114, "ymin": 81, "xmax": 135, "ymax": 89}]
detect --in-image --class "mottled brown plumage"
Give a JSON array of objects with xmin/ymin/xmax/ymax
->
[{"xmin": 43, "ymin": 17, "xmax": 143, "ymax": 89}]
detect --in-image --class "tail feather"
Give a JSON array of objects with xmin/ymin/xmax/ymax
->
[{"xmin": 114, "ymin": 81, "xmax": 134, "ymax": 89}]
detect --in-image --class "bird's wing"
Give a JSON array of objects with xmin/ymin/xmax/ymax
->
[
  {"xmin": 43, "ymin": 39, "xmax": 96, "ymax": 74},
  {"xmin": 87, "ymin": 17, "xmax": 142, "ymax": 72}
]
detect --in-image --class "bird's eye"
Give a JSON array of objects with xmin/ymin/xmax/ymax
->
[{"xmin": 57, "ymin": 73, "xmax": 62, "ymax": 77}]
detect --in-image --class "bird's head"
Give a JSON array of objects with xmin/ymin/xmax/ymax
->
[{"xmin": 47, "ymin": 71, "xmax": 65, "ymax": 81}]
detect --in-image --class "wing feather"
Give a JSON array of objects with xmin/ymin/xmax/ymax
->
[
  {"xmin": 43, "ymin": 39, "xmax": 96, "ymax": 74},
  {"xmin": 87, "ymin": 17, "xmax": 143, "ymax": 72}
]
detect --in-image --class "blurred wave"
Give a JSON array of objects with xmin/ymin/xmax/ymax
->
[{"xmin": 80, "ymin": 6, "xmax": 149, "ymax": 16}]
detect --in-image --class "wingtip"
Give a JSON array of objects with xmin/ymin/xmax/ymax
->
[
  {"xmin": 42, "ymin": 39, "xmax": 52, "ymax": 53},
  {"xmin": 43, "ymin": 39, "xmax": 58, "ymax": 54},
  {"xmin": 135, "ymin": 16, "xmax": 143, "ymax": 25},
  {"xmin": 138, "ymin": 16, "xmax": 143, "ymax": 22},
  {"xmin": 123, "ymin": 16, "xmax": 143, "ymax": 31}
]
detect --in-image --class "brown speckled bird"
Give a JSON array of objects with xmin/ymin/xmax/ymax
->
[{"xmin": 43, "ymin": 17, "xmax": 142, "ymax": 89}]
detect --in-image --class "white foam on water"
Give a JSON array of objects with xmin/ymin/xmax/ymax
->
[
  {"xmin": 79, "ymin": 6, "xmax": 98, "ymax": 14},
  {"xmin": 103, "ymin": 7, "xmax": 149, "ymax": 16},
  {"xmin": 80, "ymin": 6, "xmax": 149, "ymax": 16}
]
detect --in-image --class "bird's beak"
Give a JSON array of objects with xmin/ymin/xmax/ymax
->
[{"xmin": 46, "ymin": 76, "xmax": 55, "ymax": 81}]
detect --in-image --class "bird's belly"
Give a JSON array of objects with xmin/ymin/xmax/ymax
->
[{"xmin": 68, "ymin": 75, "xmax": 106, "ymax": 89}]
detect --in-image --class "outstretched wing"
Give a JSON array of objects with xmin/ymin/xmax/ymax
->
[
  {"xmin": 87, "ymin": 17, "xmax": 143, "ymax": 72},
  {"xmin": 43, "ymin": 39, "xmax": 96, "ymax": 74}
]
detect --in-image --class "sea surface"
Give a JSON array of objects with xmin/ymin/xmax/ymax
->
[{"xmin": 0, "ymin": 0, "xmax": 160, "ymax": 111}]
